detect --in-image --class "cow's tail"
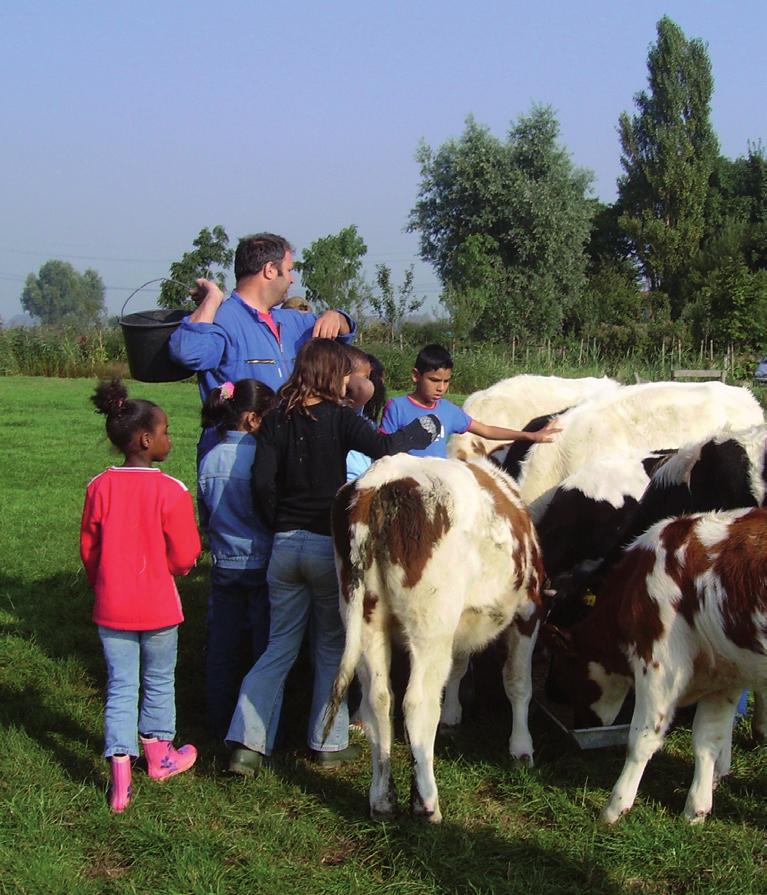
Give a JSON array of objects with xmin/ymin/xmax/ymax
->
[{"xmin": 322, "ymin": 544, "xmax": 367, "ymax": 744}]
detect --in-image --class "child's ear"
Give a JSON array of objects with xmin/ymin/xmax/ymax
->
[
  {"xmin": 245, "ymin": 411, "xmax": 260, "ymax": 433},
  {"xmin": 411, "ymin": 368, "xmax": 420, "ymax": 384},
  {"xmin": 140, "ymin": 430, "xmax": 151, "ymax": 449}
]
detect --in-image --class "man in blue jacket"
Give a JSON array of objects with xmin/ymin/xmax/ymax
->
[{"xmin": 169, "ymin": 232, "xmax": 355, "ymax": 460}]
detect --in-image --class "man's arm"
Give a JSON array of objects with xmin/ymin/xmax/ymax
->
[
  {"xmin": 187, "ymin": 279, "xmax": 226, "ymax": 324},
  {"xmin": 312, "ymin": 309, "xmax": 352, "ymax": 338}
]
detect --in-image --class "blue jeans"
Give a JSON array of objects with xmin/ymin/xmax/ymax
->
[
  {"xmin": 206, "ymin": 565, "xmax": 270, "ymax": 739},
  {"xmin": 226, "ymin": 530, "xmax": 350, "ymax": 755},
  {"xmin": 98, "ymin": 625, "xmax": 178, "ymax": 758}
]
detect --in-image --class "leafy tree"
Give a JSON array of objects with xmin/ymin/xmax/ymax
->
[
  {"xmin": 21, "ymin": 260, "xmax": 105, "ymax": 326},
  {"xmin": 684, "ymin": 258, "xmax": 767, "ymax": 350},
  {"xmin": 158, "ymin": 226, "xmax": 234, "ymax": 310},
  {"xmin": 369, "ymin": 264, "xmax": 425, "ymax": 342},
  {"xmin": 439, "ymin": 234, "xmax": 507, "ymax": 343},
  {"xmin": 572, "ymin": 200, "xmax": 643, "ymax": 333},
  {"xmin": 618, "ymin": 16, "xmax": 718, "ymax": 316},
  {"xmin": 409, "ymin": 106, "xmax": 594, "ymax": 340},
  {"xmin": 294, "ymin": 225, "xmax": 372, "ymax": 315}
]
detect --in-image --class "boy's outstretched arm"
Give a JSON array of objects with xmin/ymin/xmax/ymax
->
[{"xmin": 468, "ymin": 417, "xmax": 561, "ymax": 443}]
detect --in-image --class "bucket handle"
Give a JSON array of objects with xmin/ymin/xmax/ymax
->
[{"xmin": 120, "ymin": 278, "xmax": 197, "ymax": 321}]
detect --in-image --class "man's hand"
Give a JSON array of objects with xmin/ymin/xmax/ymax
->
[
  {"xmin": 312, "ymin": 309, "xmax": 350, "ymax": 338},
  {"xmin": 188, "ymin": 278, "xmax": 226, "ymax": 323}
]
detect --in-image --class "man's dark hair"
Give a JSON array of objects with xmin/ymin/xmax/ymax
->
[
  {"xmin": 234, "ymin": 233, "xmax": 293, "ymax": 281},
  {"xmin": 414, "ymin": 343, "xmax": 454, "ymax": 374}
]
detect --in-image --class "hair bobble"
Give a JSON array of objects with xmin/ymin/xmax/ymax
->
[{"xmin": 219, "ymin": 381, "xmax": 235, "ymax": 402}]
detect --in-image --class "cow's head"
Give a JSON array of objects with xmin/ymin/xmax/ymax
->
[{"xmin": 541, "ymin": 623, "xmax": 632, "ymax": 729}]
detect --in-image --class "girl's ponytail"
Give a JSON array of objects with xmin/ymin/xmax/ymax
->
[{"xmin": 201, "ymin": 379, "xmax": 276, "ymax": 432}]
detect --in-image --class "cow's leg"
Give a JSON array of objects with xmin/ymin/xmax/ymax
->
[
  {"xmin": 601, "ymin": 683, "xmax": 673, "ymax": 824},
  {"xmin": 404, "ymin": 638, "xmax": 454, "ymax": 823},
  {"xmin": 684, "ymin": 690, "xmax": 739, "ymax": 823},
  {"xmin": 440, "ymin": 651, "xmax": 470, "ymax": 728},
  {"xmin": 503, "ymin": 606, "xmax": 541, "ymax": 765},
  {"xmin": 752, "ymin": 689, "xmax": 767, "ymax": 743},
  {"xmin": 357, "ymin": 630, "xmax": 397, "ymax": 820}
]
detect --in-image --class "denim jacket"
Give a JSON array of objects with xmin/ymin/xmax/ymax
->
[{"xmin": 197, "ymin": 431, "xmax": 273, "ymax": 569}]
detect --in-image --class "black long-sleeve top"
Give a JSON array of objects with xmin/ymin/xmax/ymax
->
[{"xmin": 252, "ymin": 400, "xmax": 437, "ymax": 535}]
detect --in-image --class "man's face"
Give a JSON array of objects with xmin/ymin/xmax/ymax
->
[{"xmin": 272, "ymin": 251, "xmax": 295, "ymax": 302}]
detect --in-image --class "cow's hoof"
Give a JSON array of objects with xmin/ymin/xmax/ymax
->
[
  {"xmin": 437, "ymin": 722, "xmax": 460, "ymax": 740},
  {"xmin": 687, "ymin": 812, "xmax": 708, "ymax": 826},
  {"xmin": 599, "ymin": 805, "xmax": 624, "ymax": 826},
  {"xmin": 370, "ymin": 806, "xmax": 397, "ymax": 822},
  {"xmin": 411, "ymin": 804, "xmax": 442, "ymax": 824},
  {"xmin": 510, "ymin": 753, "xmax": 534, "ymax": 769}
]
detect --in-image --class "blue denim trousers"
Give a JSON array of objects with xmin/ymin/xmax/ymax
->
[
  {"xmin": 226, "ymin": 530, "xmax": 350, "ymax": 755},
  {"xmin": 206, "ymin": 565, "xmax": 270, "ymax": 739},
  {"xmin": 98, "ymin": 625, "xmax": 178, "ymax": 758}
]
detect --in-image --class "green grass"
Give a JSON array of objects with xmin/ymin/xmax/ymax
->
[{"xmin": 2, "ymin": 377, "xmax": 767, "ymax": 894}]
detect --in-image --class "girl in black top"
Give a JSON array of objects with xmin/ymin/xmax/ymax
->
[{"xmin": 226, "ymin": 340, "xmax": 438, "ymax": 773}]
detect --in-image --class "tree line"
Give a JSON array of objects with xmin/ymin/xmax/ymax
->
[{"xmin": 16, "ymin": 17, "xmax": 766, "ymax": 357}]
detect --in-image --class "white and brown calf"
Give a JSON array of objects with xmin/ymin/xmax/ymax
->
[
  {"xmin": 547, "ymin": 507, "xmax": 767, "ymax": 824},
  {"xmin": 325, "ymin": 455, "xmax": 544, "ymax": 823}
]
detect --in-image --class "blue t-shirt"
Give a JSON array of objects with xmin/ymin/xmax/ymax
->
[{"xmin": 380, "ymin": 395, "xmax": 471, "ymax": 458}]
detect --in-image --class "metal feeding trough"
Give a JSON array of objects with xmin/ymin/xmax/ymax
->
[{"xmin": 534, "ymin": 696, "xmax": 630, "ymax": 750}]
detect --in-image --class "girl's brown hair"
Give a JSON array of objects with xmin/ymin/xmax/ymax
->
[{"xmin": 279, "ymin": 339, "xmax": 352, "ymax": 416}]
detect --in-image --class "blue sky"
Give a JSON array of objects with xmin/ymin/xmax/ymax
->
[{"xmin": 1, "ymin": 1, "xmax": 765, "ymax": 321}]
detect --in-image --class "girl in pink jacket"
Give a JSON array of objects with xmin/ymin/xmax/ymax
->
[{"xmin": 81, "ymin": 379, "xmax": 201, "ymax": 812}]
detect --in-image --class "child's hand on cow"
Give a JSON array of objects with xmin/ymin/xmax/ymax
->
[{"xmin": 529, "ymin": 419, "xmax": 561, "ymax": 443}]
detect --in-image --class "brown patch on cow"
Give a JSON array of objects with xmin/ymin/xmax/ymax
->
[
  {"xmin": 331, "ymin": 482, "xmax": 357, "ymax": 602},
  {"xmin": 468, "ymin": 463, "xmax": 524, "ymax": 530},
  {"xmin": 711, "ymin": 509, "xmax": 767, "ymax": 652},
  {"xmin": 468, "ymin": 463, "xmax": 544, "ymax": 603},
  {"xmin": 349, "ymin": 486, "xmax": 376, "ymax": 527},
  {"xmin": 652, "ymin": 660, "xmax": 660, "ymax": 669},
  {"xmin": 363, "ymin": 590, "xmax": 378, "ymax": 623},
  {"xmin": 368, "ymin": 477, "xmax": 451, "ymax": 588},
  {"xmin": 661, "ymin": 516, "xmax": 712, "ymax": 625},
  {"xmin": 592, "ymin": 545, "xmax": 662, "ymax": 668}
]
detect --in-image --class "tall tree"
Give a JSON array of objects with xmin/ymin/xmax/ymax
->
[
  {"xmin": 294, "ymin": 225, "xmax": 371, "ymax": 315},
  {"xmin": 21, "ymin": 260, "xmax": 105, "ymax": 326},
  {"xmin": 409, "ymin": 106, "xmax": 594, "ymax": 340},
  {"xmin": 618, "ymin": 16, "xmax": 718, "ymax": 316},
  {"xmin": 158, "ymin": 226, "xmax": 234, "ymax": 309}
]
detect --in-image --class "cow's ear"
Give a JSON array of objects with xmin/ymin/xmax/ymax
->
[{"xmin": 540, "ymin": 623, "xmax": 576, "ymax": 656}]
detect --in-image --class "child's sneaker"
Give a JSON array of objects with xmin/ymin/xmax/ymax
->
[
  {"xmin": 140, "ymin": 736, "xmax": 197, "ymax": 781},
  {"xmin": 108, "ymin": 754, "xmax": 132, "ymax": 812}
]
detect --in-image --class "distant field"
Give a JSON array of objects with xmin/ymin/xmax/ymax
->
[{"xmin": 2, "ymin": 377, "xmax": 766, "ymax": 895}]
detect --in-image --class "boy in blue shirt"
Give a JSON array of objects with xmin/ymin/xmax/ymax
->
[{"xmin": 380, "ymin": 344, "xmax": 559, "ymax": 458}]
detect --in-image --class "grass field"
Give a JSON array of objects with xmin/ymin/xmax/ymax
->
[{"xmin": 2, "ymin": 376, "xmax": 767, "ymax": 895}]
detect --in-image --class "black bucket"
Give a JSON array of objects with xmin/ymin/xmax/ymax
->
[{"xmin": 119, "ymin": 279, "xmax": 194, "ymax": 383}]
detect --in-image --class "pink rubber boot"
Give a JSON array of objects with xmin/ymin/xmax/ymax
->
[
  {"xmin": 108, "ymin": 755, "xmax": 132, "ymax": 812},
  {"xmin": 141, "ymin": 736, "xmax": 197, "ymax": 781}
]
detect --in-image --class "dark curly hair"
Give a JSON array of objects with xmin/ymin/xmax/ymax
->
[{"xmin": 91, "ymin": 379, "xmax": 161, "ymax": 452}]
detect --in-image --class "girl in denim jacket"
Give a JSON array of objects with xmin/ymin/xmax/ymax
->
[{"xmin": 198, "ymin": 379, "xmax": 276, "ymax": 738}]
